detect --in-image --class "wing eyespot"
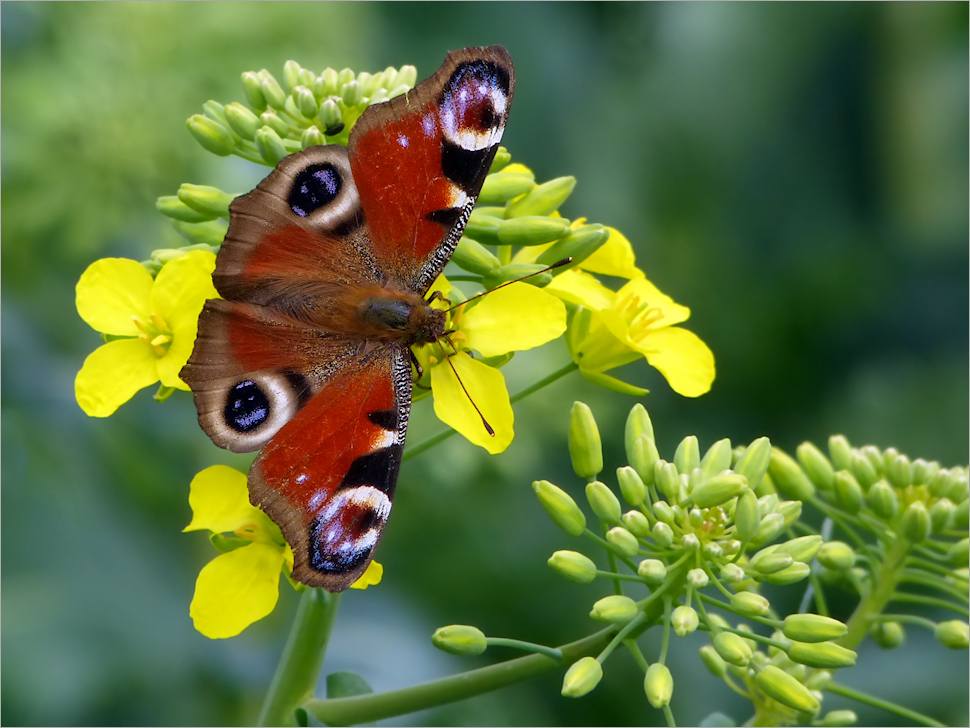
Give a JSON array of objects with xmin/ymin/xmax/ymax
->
[{"xmin": 211, "ymin": 371, "xmax": 303, "ymax": 452}]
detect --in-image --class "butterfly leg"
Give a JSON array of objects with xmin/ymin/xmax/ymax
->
[
  {"xmin": 426, "ymin": 290, "xmax": 451, "ymax": 307},
  {"xmin": 410, "ymin": 349, "xmax": 431, "ymax": 389}
]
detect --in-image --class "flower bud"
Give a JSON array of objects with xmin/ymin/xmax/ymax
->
[
  {"xmin": 682, "ymin": 533, "xmax": 701, "ymax": 553},
  {"xmin": 548, "ymin": 550, "xmax": 597, "ymax": 583},
  {"xmin": 912, "ymin": 459, "xmax": 939, "ymax": 487},
  {"xmin": 934, "ymin": 620, "xmax": 969, "ymax": 649},
  {"xmin": 644, "ymin": 663, "xmax": 673, "ymax": 708},
  {"xmin": 850, "ymin": 452, "xmax": 878, "ymax": 489},
  {"xmin": 774, "ymin": 535, "xmax": 823, "ymax": 563},
  {"xmin": 187, "ymin": 114, "xmax": 235, "ymax": 156},
  {"xmin": 704, "ymin": 542, "xmax": 723, "ymax": 560},
  {"xmin": 451, "ymin": 237, "xmax": 500, "ymax": 276},
  {"xmin": 818, "ymin": 541, "xmax": 855, "ymax": 571},
  {"xmin": 750, "ymin": 550, "xmax": 795, "ymax": 574},
  {"xmin": 300, "ymin": 125, "xmax": 325, "ymax": 148},
  {"xmin": 778, "ymin": 499, "xmax": 803, "ymax": 528},
  {"xmin": 734, "ymin": 437, "xmax": 772, "ymax": 491},
  {"xmin": 947, "ymin": 537, "xmax": 969, "ymax": 568},
  {"xmin": 481, "ymin": 262, "xmax": 553, "ymax": 289},
  {"xmin": 731, "ymin": 592, "xmax": 770, "ymax": 618},
  {"xmin": 537, "ymin": 225, "xmax": 610, "ymax": 271},
  {"xmin": 755, "ymin": 665, "xmax": 820, "ymax": 715},
  {"xmin": 506, "ymin": 176, "xmax": 576, "ymax": 218},
  {"xmin": 713, "ymin": 632, "xmax": 753, "ymax": 666},
  {"xmin": 259, "ymin": 109, "xmax": 291, "ymax": 137},
  {"xmin": 656, "ymin": 462, "xmax": 681, "ymax": 502},
  {"xmin": 177, "ymin": 184, "xmax": 233, "ymax": 219},
  {"xmin": 720, "ymin": 563, "xmax": 745, "ymax": 584},
  {"xmin": 653, "ymin": 500, "xmax": 676, "ymax": 526},
  {"xmin": 625, "ymin": 403, "xmax": 656, "ymax": 452},
  {"xmin": 887, "ymin": 454, "xmax": 913, "ymax": 489},
  {"xmin": 533, "ymin": 480, "xmax": 586, "ymax": 536},
  {"xmin": 688, "ymin": 507, "xmax": 704, "ymax": 529},
  {"xmin": 616, "ymin": 467, "xmax": 647, "ymax": 507},
  {"xmin": 318, "ymin": 98, "xmax": 343, "ymax": 132},
  {"xmin": 787, "ymin": 641, "xmax": 857, "ymax": 668},
  {"xmin": 340, "ymin": 79, "xmax": 363, "ymax": 107},
  {"xmin": 221, "ymin": 101, "xmax": 260, "ymax": 140},
  {"xmin": 690, "ymin": 473, "xmax": 747, "ymax": 509},
  {"xmin": 834, "ymin": 471, "xmax": 863, "ymax": 514},
  {"xmin": 255, "ymin": 126, "xmax": 288, "ymax": 166},
  {"xmin": 478, "ymin": 172, "xmax": 536, "ymax": 205},
  {"xmin": 561, "ymin": 656, "xmax": 603, "ymax": 697},
  {"xmin": 701, "ymin": 438, "xmax": 733, "ymax": 478},
  {"xmin": 673, "ymin": 435, "xmax": 700, "ymax": 475},
  {"xmin": 946, "ymin": 472, "xmax": 969, "ymax": 504},
  {"xmin": 629, "ymin": 435, "xmax": 660, "ymax": 488},
  {"xmin": 783, "ymin": 614, "xmax": 847, "ymax": 643},
  {"xmin": 652, "ymin": 522, "xmax": 674, "ymax": 549},
  {"xmin": 734, "ymin": 489, "xmax": 761, "ymax": 543},
  {"xmin": 750, "ymin": 512, "xmax": 785, "ymax": 549},
  {"xmin": 768, "ymin": 448, "xmax": 815, "ymax": 502},
  {"xmin": 929, "ymin": 498, "xmax": 955, "ymax": 532},
  {"xmin": 431, "ymin": 625, "xmax": 487, "ymax": 655},
  {"xmin": 569, "ymin": 402, "xmax": 603, "ymax": 480},
  {"xmin": 687, "ymin": 568, "xmax": 709, "ymax": 588},
  {"xmin": 291, "ymin": 86, "xmax": 316, "ymax": 120},
  {"xmin": 671, "ymin": 605, "xmax": 699, "ymax": 637},
  {"xmin": 763, "ymin": 562, "xmax": 811, "ymax": 586},
  {"xmin": 282, "ymin": 60, "xmax": 303, "ymax": 92},
  {"xmin": 900, "ymin": 501, "xmax": 931, "ymax": 543},
  {"xmin": 638, "ymin": 559, "xmax": 666, "ymax": 584},
  {"xmin": 818, "ymin": 710, "xmax": 858, "ymax": 727},
  {"xmin": 257, "ymin": 72, "xmax": 286, "ymax": 109},
  {"xmin": 699, "ymin": 644, "xmax": 727, "ymax": 677},
  {"xmin": 155, "ymin": 196, "xmax": 213, "ymax": 223},
  {"xmin": 606, "ymin": 527, "xmax": 640, "ymax": 557},
  {"xmin": 497, "ymin": 216, "xmax": 571, "ymax": 247},
  {"xmin": 622, "ymin": 510, "xmax": 651, "ymax": 539},
  {"xmin": 828, "ymin": 435, "xmax": 853, "ymax": 471},
  {"xmin": 869, "ymin": 620, "xmax": 905, "ymax": 649},
  {"xmin": 797, "ymin": 442, "xmax": 835, "ymax": 491},
  {"xmin": 866, "ymin": 480, "xmax": 898, "ymax": 521},
  {"xmin": 464, "ymin": 213, "xmax": 503, "ymax": 247},
  {"xmin": 590, "ymin": 595, "xmax": 638, "ymax": 624},
  {"xmin": 586, "ymin": 481, "xmax": 621, "ymax": 524},
  {"xmin": 241, "ymin": 71, "xmax": 268, "ymax": 112},
  {"xmin": 859, "ymin": 444, "xmax": 884, "ymax": 472},
  {"xmin": 954, "ymin": 498, "xmax": 970, "ymax": 529}
]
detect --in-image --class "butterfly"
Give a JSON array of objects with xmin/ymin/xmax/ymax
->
[{"xmin": 181, "ymin": 47, "xmax": 514, "ymax": 592}]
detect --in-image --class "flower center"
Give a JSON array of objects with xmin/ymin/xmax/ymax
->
[{"xmin": 132, "ymin": 313, "xmax": 173, "ymax": 357}]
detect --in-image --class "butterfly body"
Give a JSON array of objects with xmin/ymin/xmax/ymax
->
[{"xmin": 182, "ymin": 47, "xmax": 514, "ymax": 591}]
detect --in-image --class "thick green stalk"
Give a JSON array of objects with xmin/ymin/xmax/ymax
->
[
  {"xmin": 258, "ymin": 589, "xmax": 342, "ymax": 727},
  {"xmin": 839, "ymin": 539, "xmax": 909, "ymax": 650},
  {"xmin": 825, "ymin": 682, "xmax": 945, "ymax": 728}
]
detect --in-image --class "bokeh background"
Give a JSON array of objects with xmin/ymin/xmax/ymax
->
[{"xmin": 2, "ymin": 3, "xmax": 967, "ymax": 726}]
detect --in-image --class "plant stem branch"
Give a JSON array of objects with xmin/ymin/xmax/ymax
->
[
  {"xmin": 825, "ymin": 682, "xmax": 945, "ymax": 727},
  {"xmin": 839, "ymin": 539, "xmax": 909, "ymax": 650}
]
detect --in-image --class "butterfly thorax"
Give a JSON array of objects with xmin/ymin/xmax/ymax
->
[{"xmin": 355, "ymin": 287, "xmax": 447, "ymax": 346}]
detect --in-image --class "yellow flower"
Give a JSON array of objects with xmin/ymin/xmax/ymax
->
[
  {"xmin": 184, "ymin": 465, "xmax": 381, "ymax": 639},
  {"xmin": 75, "ymin": 250, "xmax": 218, "ymax": 416},
  {"xmin": 552, "ymin": 272, "xmax": 715, "ymax": 398},
  {"xmin": 415, "ymin": 276, "xmax": 567, "ymax": 454}
]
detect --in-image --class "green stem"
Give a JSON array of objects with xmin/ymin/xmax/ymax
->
[
  {"xmin": 485, "ymin": 638, "xmax": 563, "ymax": 661},
  {"xmin": 603, "ymin": 522, "xmax": 623, "ymax": 596},
  {"xmin": 662, "ymin": 704, "xmax": 677, "ymax": 728},
  {"xmin": 446, "ymin": 275, "xmax": 484, "ymax": 283},
  {"xmin": 625, "ymin": 639, "xmax": 649, "ymax": 671},
  {"xmin": 258, "ymin": 589, "xmax": 342, "ymax": 727},
  {"xmin": 890, "ymin": 592, "xmax": 969, "ymax": 617},
  {"xmin": 870, "ymin": 613, "xmax": 939, "ymax": 630},
  {"xmin": 839, "ymin": 538, "xmax": 909, "ymax": 650},
  {"xmin": 303, "ymin": 627, "xmax": 615, "ymax": 726},
  {"xmin": 900, "ymin": 569, "xmax": 970, "ymax": 602},
  {"xmin": 824, "ymin": 682, "xmax": 945, "ymax": 727},
  {"xmin": 598, "ymin": 612, "xmax": 649, "ymax": 662}
]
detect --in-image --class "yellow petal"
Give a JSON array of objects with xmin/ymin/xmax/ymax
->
[
  {"xmin": 184, "ymin": 465, "xmax": 264, "ymax": 534},
  {"xmin": 76, "ymin": 258, "xmax": 154, "ymax": 335},
  {"xmin": 349, "ymin": 560, "xmax": 383, "ymax": 590},
  {"xmin": 635, "ymin": 327, "xmax": 716, "ymax": 398},
  {"xmin": 579, "ymin": 227, "xmax": 644, "ymax": 279},
  {"xmin": 431, "ymin": 352, "xmax": 513, "ymax": 454},
  {"xmin": 75, "ymin": 338, "xmax": 159, "ymax": 417},
  {"xmin": 461, "ymin": 283, "xmax": 566, "ymax": 357},
  {"xmin": 189, "ymin": 542, "xmax": 284, "ymax": 639},
  {"xmin": 574, "ymin": 312, "xmax": 641, "ymax": 372},
  {"xmin": 152, "ymin": 251, "xmax": 218, "ymax": 330},
  {"xmin": 616, "ymin": 278, "xmax": 691, "ymax": 327},
  {"xmin": 501, "ymin": 162, "xmax": 534, "ymax": 178},
  {"xmin": 545, "ymin": 269, "xmax": 616, "ymax": 310}
]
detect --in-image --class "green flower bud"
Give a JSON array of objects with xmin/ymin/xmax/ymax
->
[
  {"xmin": 533, "ymin": 480, "xmax": 586, "ymax": 536},
  {"xmin": 392, "ymin": 64, "xmax": 417, "ymax": 89},
  {"xmin": 294, "ymin": 85, "xmax": 318, "ymax": 119},
  {"xmin": 488, "ymin": 146, "xmax": 512, "ymax": 173},
  {"xmin": 653, "ymin": 500, "xmax": 676, "ymax": 526},
  {"xmin": 171, "ymin": 220, "xmax": 227, "ymax": 246},
  {"xmin": 688, "ymin": 507, "xmax": 704, "ymax": 529},
  {"xmin": 638, "ymin": 559, "xmax": 666, "ymax": 584},
  {"xmin": 340, "ymin": 79, "xmax": 363, "ymax": 107},
  {"xmin": 478, "ymin": 172, "xmax": 536, "ymax": 205},
  {"xmin": 870, "ymin": 620, "xmax": 905, "ymax": 649},
  {"xmin": 334, "ymin": 67, "xmax": 354, "ymax": 87},
  {"xmin": 934, "ymin": 620, "xmax": 969, "ymax": 649},
  {"xmin": 622, "ymin": 510, "xmax": 651, "ymax": 539},
  {"xmin": 241, "ymin": 71, "xmax": 268, "ymax": 112},
  {"xmin": 255, "ymin": 126, "xmax": 288, "ymax": 166},
  {"xmin": 629, "ymin": 435, "xmax": 660, "ymax": 487},
  {"xmin": 451, "ymin": 237, "xmax": 500, "ymax": 276},
  {"xmin": 797, "ymin": 442, "xmax": 835, "ymax": 491},
  {"xmin": 616, "ymin": 467, "xmax": 648, "ymax": 507},
  {"xmin": 818, "ymin": 710, "xmax": 858, "ymax": 727},
  {"xmin": 720, "ymin": 563, "xmax": 745, "ymax": 584},
  {"xmin": 700, "ymin": 438, "xmax": 734, "ymax": 478},
  {"xmin": 713, "ymin": 632, "xmax": 753, "ymax": 666},
  {"xmin": 259, "ymin": 110, "xmax": 291, "ymax": 137},
  {"xmin": 644, "ymin": 663, "xmax": 674, "ymax": 708},
  {"xmin": 750, "ymin": 512, "xmax": 785, "ymax": 549},
  {"xmin": 735, "ymin": 437, "xmax": 772, "ymax": 491},
  {"xmin": 763, "ymin": 562, "xmax": 811, "ymax": 586},
  {"xmin": 687, "ymin": 567, "xmax": 709, "ymax": 588},
  {"xmin": 590, "ymin": 594, "xmax": 638, "ymax": 624},
  {"xmin": 880, "ymin": 446, "xmax": 900, "ymax": 474},
  {"xmin": 774, "ymin": 535, "xmax": 823, "ymax": 563},
  {"xmin": 850, "ymin": 452, "xmax": 878, "ymax": 489},
  {"xmin": 734, "ymin": 489, "xmax": 761, "ymax": 543},
  {"xmin": 859, "ymin": 444, "xmax": 884, "ymax": 474},
  {"xmin": 671, "ymin": 605, "xmax": 699, "ymax": 637},
  {"xmin": 682, "ymin": 533, "xmax": 701, "ymax": 553},
  {"xmin": 783, "ymin": 614, "xmax": 847, "ymax": 643},
  {"xmin": 704, "ymin": 542, "xmax": 723, "ymax": 560},
  {"xmin": 787, "ymin": 641, "xmax": 857, "ymax": 668},
  {"xmin": 606, "ymin": 527, "xmax": 640, "ymax": 557},
  {"xmin": 282, "ymin": 60, "xmax": 303, "ymax": 92},
  {"xmin": 670, "ymin": 437, "xmax": 698, "ymax": 477},
  {"xmin": 186, "ymin": 114, "xmax": 235, "ymax": 156},
  {"xmin": 301, "ymin": 125, "xmax": 325, "ymax": 148},
  {"xmin": 258, "ymin": 72, "xmax": 286, "ymax": 109},
  {"xmin": 548, "ymin": 550, "xmax": 597, "ymax": 583},
  {"xmin": 497, "ymin": 215, "xmax": 571, "ymax": 247},
  {"xmin": 946, "ymin": 473, "xmax": 969, "ymax": 504},
  {"xmin": 586, "ymin": 481, "xmax": 621, "ymax": 523},
  {"xmin": 506, "ymin": 176, "xmax": 576, "ymax": 218},
  {"xmin": 928, "ymin": 468, "xmax": 950, "ymax": 498},
  {"xmin": 805, "ymin": 670, "xmax": 832, "ymax": 691},
  {"xmin": 223, "ymin": 101, "xmax": 262, "ymax": 140},
  {"xmin": 698, "ymin": 645, "xmax": 727, "ymax": 678},
  {"xmin": 947, "ymin": 537, "xmax": 969, "ymax": 567},
  {"xmin": 569, "ymin": 402, "xmax": 603, "ymax": 480},
  {"xmin": 652, "ymin": 522, "xmax": 674, "ymax": 548},
  {"xmin": 828, "ymin": 435, "xmax": 853, "ymax": 471},
  {"xmin": 912, "ymin": 459, "xmax": 939, "ymax": 487},
  {"xmin": 887, "ymin": 454, "xmax": 913, "ymax": 489},
  {"xmin": 750, "ymin": 550, "xmax": 794, "ymax": 574},
  {"xmin": 155, "ymin": 196, "xmax": 214, "ymax": 223},
  {"xmin": 900, "ymin": 501, "xmax": 931, "ymax": 543},
  {"xmin": 481, "ymin": 262, "xmax": 553, "ymax": 289},
  {"xmin": 561, "ymin": 656, "xmax": 603, "ymax": 698},
  {"xmin": 768, "ymin": 448, "xmax": 815, "ymax": 501},
  {"xmin": 177, "ymin": 184, "xmax": 233, "ymax": 219},
  {"xmin": 778, "ymin": 499, "xmax": 802, "ymax": 528},
  {"xmin": 731, "ymin": 592, "xmax": 770, "ymax": 618},
  {"xmin": 866, "ymin": 480, "xmax": 899, "ymax": 521},
  {"xmin": 954, "ymin": 498, "xmax": 970, "ymax": 529},
  {"xmin": 755, "ymin": 665, "xmax": 820, "ymax": 715},
  {"xmin": 656, "ymin": 462, "xmax": 681, "ymax": 502},
  {"xmin": 625, "ymin": 403, "xmax": 656, "ymax": 449},
  {"xmin": 929, "ymin": 498, "xmax": 955, "ymax": 532},
  {"xmin": 817, "ymin": 541, "xmax": 855, "ymax": 571},
  {"xmin": 690, "ymin": 474, "xmax": 747, "ymax": 509},
  {"xmin": 834, "ymin": 471, "xmax": 863, "ymax": 514},
  {"xmin": 318, "ymin": 98, "xmax": 343, "ymax": 133},
  {"xmin": 431, "ymin": 625, "xmax": 487, "ymax": 655},
  {"xmin": 537, "ymin": 225, "xmax": 610, "ymax": 272}
]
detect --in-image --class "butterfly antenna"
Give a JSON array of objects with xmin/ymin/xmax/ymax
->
[
  {"xmin": 445, "ymin": 257, "xmax": 572, "ymax": 312},
  {"xmin": 438, "ymin": 337, "xmax": 495, "ymax": 437}
]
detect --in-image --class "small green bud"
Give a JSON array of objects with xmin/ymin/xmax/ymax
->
[
  {"xmin": 464, "ymin": 212, "xmax": 503, "ymax": 245},
  {"xmin": 828, "ymin": 435, "xmax": 853, "ymax": 471},
  {"xmin": 805, "ymin": 670, "xmax": 832, "ymax": 691},
  {"xmin": 223, "ymin": 101, "xmax": 261, "ymax": 140},
  {"xmin": 155, "ymin": 196, "xmax": 214, "ymax": 223},
  {"xmin": 722, "ymin": 539, "xmax": 742, "ymax": 556},
  {"xmin": 569, "ymin": 402, "xmax": 603, "ymax": 479},
  {"xmin": 699, "ymin": 438, "xmax": 733, "ymax": 478},
  {"xmin": 488, "ymin": 146, "xmax": 512, "ymax": 173},
  {"xmin": 900, "ymin": 501, "xmax": 931, "ymax": 543},
  {"xmin": 946, "ymin": 473, "xmax": 969, "ymax": 504},
  {"xmin": 947, "ymin": 537, "xmax": 969, "ymax": 567},
  {"xmin": 929, "ymin": 498, "xmax": 955, "ymax": 532},
  {"xmin": 187, "ymin": 114, "xmax": 235, "ymax": 156},
  {"xmin": 282, "ymin": 60, "xmax": 303, "ymax": 92},
  {"xmin": 704, "ymin": 542, "xmax": 723, "ymax": 559},
  {"xmin": 241, "ymin": 71, "xmax": 268, "ymax": 112},
  {"xmin": 171, "ymin": 220, "xmax": 227, "ymax": 246},
  {"xmin": 887, "ymin": 454, "xmax": 913, "ymax": 489},
  {"xmin": 880, "ymin": 447, "xmax": 900, "ymax": 475},
  {"xmin": 644, "ymin": 663, "xmax": 674, "ymax": 708},
  {"xmin": 859, "ymin": 445, "xmax": 884, "ymax": 474},
  {"xmin": 735, "ymin": 437, "xmax": 772, "ymax": 491},
  {"xmin": 301, "ymin": 125, "xmax": 325, "ymax": 148},
  {"xmin": 763, "ymin": 562, "xmax": 811, "ymax": 586},
  {"xmin": 606, "ymin": 527, "xmax": 640, "ymax": 557},
  {"xmin": 255, "ymin": 126, "xmax": 288, "ymax": 166},
  {"xmin": 912, "ymin": 459, "xmax": 939, "ymax": 487},
  {"xmin": 431, "ymin": 625, "xmax": 487, "ymax": 655},
  {"xmin": 294, "ymin": 86, "xmax": 318, "ymax": 119},
  {"xmin": 590, "ymin": 595, "xmax": 638, "ymax": 624},
  {"xmin": 768, "ymin": 448, "xmax": 815, "ymax": 501},
  {"xmin": 673, "ymin": 435, "xmax": 700, "ymax": 475},
  {"xmin": 625, "ymin": 403, "xmax": 656, "ymax": 449},
  {"xmin": 497, "ymin": 215, "xmax": 571, "ymax": 246},
  {"xmin": 682, "ymin": 533, "xmax": 701, "ymax": 553},
  {"xmin": 797, "ymin": 442, "xmax": 835, "ymax": 491},
  {"xmin": 700, "ymin": 644, "xmax": 727, "ymax": 677},
  {"xmin": 713, "ymin": 632, "xmax": 753, "ymax": 666},
  {"xmin": 755, "ymin": 665, "xmax": 820, "ymax": 715},
  {"xmin": 720, "ymin": 563, "xmax": 745, "ymax": 584},
  {"xmin": 750, "ymin": 512, "xmax": 785, "ymax": 549},
  {"xmin": 774, "ymin": 535, "xmax": 823, "ymax": 563},
  {"xmin": 537, "ymin": 224, "xmax": 610, "ymax": 272},
  {"xmin": 690, "ymin": 474, "xmax": 747, "ymax": 509},
  {"xmin": 671, "ymin": 605, "xmax": 699, "ymax": 637},
  {"xmin": 731, "ymin": 592, "xmax": 770, "ymax": 618},
  {"xmin": 533, "ymin": 480, "xmax": 586, "ymax": 536},
  {"xmin": 787, "ymin": 641, "xmax": 857, "ymax": 668},
  {"xmin": 478, "ymin": 172, "xmax": 536, "ymax": 205},
  {"xmin": 688, "ymin": 507, "xmax": 704, "ymax": 529},
  {"xmin": 481, "ymin": 263, "xmax": 552, "ymax": 289},
  {"xmin": 870, "ymin": 620, "xmax": 905, "ymax": 649},
  {"xmin": 653, "ymin": 500, "xmax": 676, "ymax": 526},
  {"xmin": 259, "ymin": 110, "xmax": 291, "ymax": 137},
  {"xmin": 586, "ymin": 481, "xmax": 621, "ymax": 524},
  {"xmin": 778, "ymin": 499, "xmax": 802, "ymax": 527},
  {"xmin": 318, "ymin": 98, "xmax": 343, "ymax": 133},
  {"xmin": 392, "ymin": 64, "xmax": 417, "ymax": 89},
  {"xmin": 818, "ymin": 710, "xmax": 858, "ymax": 727},
  {"xmin": 506, "ymin": 176, "xmax": 576, "ymax": 218},
  {"xmin": 817, "ymin": 541, "xmax": 855, "ymax": 571},
  {"xmin": 561, "ymin": 656, "xmax": 603, "ymax": 698},
  {"xmin": 622, "ymin": 510, "xmax": 651, "ymax": 539},
  {"xmin": 548, "ymin": 550, "xmax": 597, "ymax": 583},
  {"xmin": 954, "ymin": 498, "xmax": 970, "ymax": 529},
  {"xmin": 616, "ymin": 466, "xmax": 647, "ymax": 507},
  {"xmin": 934, "ymin": 620, "xmax": 969, "ymax": 649},
  {"xmin": 783, "ymin": 614, "xmax": 847, "ymax": 643},
  {"xmin": 450, "ymin": 237, "xmax": 500, "ymax": 276},
  {"xmin": 866, "ymin": 480, "xmax": 899, "ymax": 521},
  {"xmin": 735, "ymin": 489, "xmax": 762, "ymax": 543},
  {"xmin": 850, "ymin": 452, "xmax": 878, "ymax": 489},
  {"xmin": 834, "ymin": 471, "xmax": 863, "ymax": 514},
  {"xmin": 340, "ymin": 79, "xmax": 363, "ymax": 107},
  {"xmin": 652, "ymin": 522, "xmax": 674, "ymax": 548},
  {"xmin": 638, "ymin": 559, "xmax": 666, "ymax": 584},
  {"xmin": 259, "ymin": 72, "xmax": 287, "ymax": 109},
  {"xmin": 629, "ymin": 435, "xmax": 660, "ymax": 487},
  {"xmin": 177, "ymin": 184, "xmax": 233, "ymax": 219},
  {"xmin": 687, "ymin": 567, "xmax": 709, "ymax": 588},
  {"xmin": 656, "ymin": 462, "xmax": 680, "ymax": 502},
  {"xmin": 750, "ymin": 550, "xmax": 795, "ymax": 574}
]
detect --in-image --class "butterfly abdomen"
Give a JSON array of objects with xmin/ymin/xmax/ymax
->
[{"xmin": 353, "ymin": 287, "xmax": 446, "ymax": 346}]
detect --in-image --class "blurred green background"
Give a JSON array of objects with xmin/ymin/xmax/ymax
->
[{"xmin": 2, "ymin": 3, "xmax": 967, "ymax": 726}]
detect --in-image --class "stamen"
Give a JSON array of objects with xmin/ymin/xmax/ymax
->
[
  {"xmin": 131, "ymin": 315, "xmax": 150, "ymax": 334},
  {"xmin": 149, "ymin": 312, "xmax": 170, "ymax": 332}
]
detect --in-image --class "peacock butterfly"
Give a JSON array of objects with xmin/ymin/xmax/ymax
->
[{"xmin": 181, "ymin": 47, "xmax": 514, "ymax": 592}]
